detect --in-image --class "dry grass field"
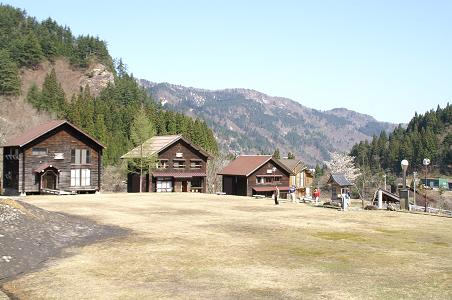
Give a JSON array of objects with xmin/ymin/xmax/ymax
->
[{"xmin": 2, "ymin": 193, "xmax": 452, "ymax": 299}]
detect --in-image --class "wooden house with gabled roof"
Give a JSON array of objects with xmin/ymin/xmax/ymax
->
[
  {"xmin": 218, "ymin": 155, "xmax": 293, "ymax": 197},
  {"xmin": 121, "ymin": 135, "xmax": 210, "ymax": 193},
  {"xmin": 1, "ymin": 120, "xmax": 104, "ymax": 195},
  {"xmin": 278, "ymin": 158, "xmax": 314, "ymax": 197}
]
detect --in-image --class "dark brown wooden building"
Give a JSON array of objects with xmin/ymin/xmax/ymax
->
[
  {"xmin": 1, "ymin": 120, "xmax": 104, "ymax": 195},
  {"xmin": 218, "ymin": 155, "xmax": 293, "ymax": 197},
  {"xmin": 121, "ymin": 135, "xmax": 210, "ymax": 193}
]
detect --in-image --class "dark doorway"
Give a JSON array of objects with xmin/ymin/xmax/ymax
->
[
  {"xmin": 182, "ymin": 181, "xmax": 188, "ymax": 192},
  {"xmin": 222, "ymin": 175, "xmax": 247, "ymax": 196},
  {"xmin": 42, "ymin": 170, "xmax": 57, "ymax": 190},
  {"xmin": 127, "ymin": 173, "xmax": 140, "ymax": 193}
]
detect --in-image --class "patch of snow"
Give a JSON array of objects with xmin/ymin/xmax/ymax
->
[{"xmin": 188, "ymin": 91, "xmax": 206, "ymax": 106}]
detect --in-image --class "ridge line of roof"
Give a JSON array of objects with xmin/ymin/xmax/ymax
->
[
  {"xmin": 120, "ymin": 134, "xmax": 211, "ymax": 159},
  {"xmin": 2, "ymin": 120, "xmax": 105, "ymax": 148},
  {"xmin": 245, "ymin": 156, "xmax": 273, "ymax": 176},
  {"xmin": 238, "ymin": 154, "xmax": 272, "ymax": 156}
]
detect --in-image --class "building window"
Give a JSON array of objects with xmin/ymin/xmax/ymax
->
[
  {"xmin": 71, "ymin": 149, "xmax": 91, "ymax": 164},
  {"xmin": 71, "ymin": 169, "xmax": 90, "ymax": 186},
  {"xmin": 157, "ymin": 178, "xmax": 173, "ymax": 192},
  {"xmin": 157, "ymin": 159, "xmax": 169, "ymax": 169},
  {"xmin": 256, "ymin": 177, "xmax": 265, "ymax": 184},
  {"xmin": 32, "ymin": 148, "xmax": 47, "ymax": 156},
  {"xmin": 173, "ymin": 159, "xmax": 186, "ymax": 168},
  {"xmin": 190, "ymin": 160, "xmax": 202, "ymax": 169},
  {"xmin": 191, "ymin": 177, "xmax": 203, "ymax": 192},
  {"xmin": 256, "ymin": 176, "xmax": 281, "ymax": 184}
]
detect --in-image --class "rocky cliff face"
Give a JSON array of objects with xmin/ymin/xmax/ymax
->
[
  {"xmin": 80, "ymin": 63, "xmax": 115, "ymax": 96},
  {"xmin": 141, "ymin": 80, "xmax": 397, "ymax": 165}
]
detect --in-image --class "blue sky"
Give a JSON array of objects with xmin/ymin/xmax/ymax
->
[{"xmin": 4, "ymin": 0, "xmax": 452, "ymax": 123}]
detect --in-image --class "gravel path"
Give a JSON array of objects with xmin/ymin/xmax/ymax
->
[{"xmin": 0, "ymin": 198, "xmax": 127, "ymax": 289}]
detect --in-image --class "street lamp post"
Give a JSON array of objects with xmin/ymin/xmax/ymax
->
[
  {"xmin": 413, "ymin": 171, "xmax": 417, "ymax": 207},
  {"xmin": 423, "ymin": 158, "xmax": 430, "ymax": 212},
  {"xmin": 383, "ymin": 174, "xmax": 387, "ymax": 191},
  {"xmin": 400, "ymin": 159, "xmax": 409, "ymax": 210}
]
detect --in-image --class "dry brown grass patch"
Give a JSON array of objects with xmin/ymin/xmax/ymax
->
[{"xmin": 2, "ymin": 193, "xmax": 451, "ymax": 300}]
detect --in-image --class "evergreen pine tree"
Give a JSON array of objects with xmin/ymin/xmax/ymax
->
[
  {"xmin": 94, "ymin": 114, "xmax": 107, "ymax": 143},
  {"xmin": 11, "ymin": 33, "xmax": 44, "ymax": 67},
  {"xmin": 0, "ymin": 49, "xmax": 20, "ymax": 95},
  {"xmin": 26, "ymin": 83, "xmax": 40, "ymax": 107},
  {"xmin": 40, "ymin": 69, "xmax": 66, "ymax": 116}
]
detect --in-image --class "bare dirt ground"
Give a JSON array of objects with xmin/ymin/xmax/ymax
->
[{"xmin": 2, "ymin": 193, "xmax": 452, "ymax": 299}]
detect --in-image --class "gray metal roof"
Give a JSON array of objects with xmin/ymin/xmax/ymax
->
[{"xmin": 328, "ymin": 174, "xmax": 352, "ymax": 186}]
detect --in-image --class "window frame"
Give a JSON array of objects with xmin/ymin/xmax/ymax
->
[
  {"xmin": 71, "ymin": 149, "xmax": 91, "ymax": 165},
  {"xmin": 157, "ymin": 159, "xmax": 169, "ymax": 169},
  {"xmin": 173, "ymin": 159, "xmax": 186, "ymax": 169},
  {"xmin": 70, "ymin": 168, "xmax": 91, "ymax": 187},
  {"xmin": 189, "ymin": 159, "xmax": 202, "ymax": 169},
  {"xmin": 32, "ymin": 147, "xmax": 48, "ymax": 156}
]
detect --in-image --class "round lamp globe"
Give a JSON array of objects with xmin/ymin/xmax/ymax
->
[{"xmin": 401, "ymin": 159, "xmax": 409, "ymax": 171}]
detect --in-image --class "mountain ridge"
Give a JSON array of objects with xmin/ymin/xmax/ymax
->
[{"xmin": 141, "ymin": 79, "xmax": 397, "ymax": 165}]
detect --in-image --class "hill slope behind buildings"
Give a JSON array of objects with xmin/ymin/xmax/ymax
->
[{"xmin": 142, "ymin": 80, "xmax": 397, "ymax": 165}]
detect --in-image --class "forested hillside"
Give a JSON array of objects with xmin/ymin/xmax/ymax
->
[
  {"xmin": 351, "ymin": 104, "xmax": 452, "ymax": 175},
  {"xmin": 0, "ymin": 4, "xmax": 218, "ymax": 164},
  {"xmin": 142, "ymin": 81, "xmax": 396, "ymax": 165},
  {"xmin": 25, "ymin": 63, "xmax": 218, "ymax": 164},
  {"xmin": 0, "ymin": 4, "xmax": 112, "ymax": 95}
]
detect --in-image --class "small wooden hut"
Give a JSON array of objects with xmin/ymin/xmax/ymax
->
[{"xmin": 327, "ymin": 173, "xmax": 352, "ymax": 201}]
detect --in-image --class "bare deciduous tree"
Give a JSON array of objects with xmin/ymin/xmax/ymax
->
[{"xmin": 207, "ymin": 154, "xmax": 230, "ymax": 194}]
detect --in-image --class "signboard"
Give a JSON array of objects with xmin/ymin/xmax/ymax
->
[{"xmin": 54, "ymin": 153, "xmax": 64, "ymax": 160}]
